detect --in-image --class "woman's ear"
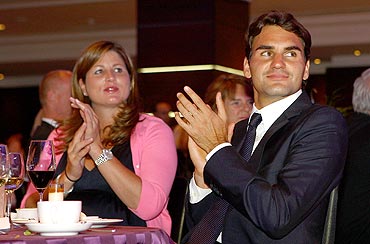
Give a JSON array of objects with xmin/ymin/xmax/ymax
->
[{"xmin": 79, "ymin": 79, "xmax": 88, "ymax": 96}]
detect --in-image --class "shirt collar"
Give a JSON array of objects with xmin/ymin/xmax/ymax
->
[
  {"xmin": 251, "ymin": 89, "xmax": 302, "ymax": 131},
  {"xmin": 42, "ymin": 118, "xmax": 59, "ymax": 128}
]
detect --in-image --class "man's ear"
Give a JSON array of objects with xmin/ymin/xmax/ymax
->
[
  {"xmin": 243, "ymin": 57, "xmax": 252, "ymax": 79},
  {"xmin": 303, "ymin": 60, "xmax": 310, "ymax": 81}
]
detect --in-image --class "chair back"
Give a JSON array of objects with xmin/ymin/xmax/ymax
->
[
  {"xmin": 168, "ymin": 176, "xmax": 189, "ymax": 243},
  {"xmin": 322, "ymin": 186, "xmax": 339, "ymax": 244}
]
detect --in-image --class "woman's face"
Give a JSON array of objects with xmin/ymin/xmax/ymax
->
[
  {"xmin": 80, "ymin": 50, "xmax": 131, "ymax": 109},
  {"xmin": 224, "ymin": 84, "xmax": 253, "ymax": 124}
]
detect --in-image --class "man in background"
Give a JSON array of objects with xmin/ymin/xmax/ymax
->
[
  {"xmin": 31, "ymin": 70, "xmax": 72, "ymax": 139},
  {"xmin": 335, "ymin": 68, "xmax": 370, "ymax": 243},
  {"xmin": 153, "ymin": 101, "xmax": 175, "ymax": 128},
  {"xmin": 16, "ymin": 70, "xmax": 72, "ymax": 208}
]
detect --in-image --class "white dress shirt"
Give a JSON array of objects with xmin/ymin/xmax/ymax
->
[{"xmin": 42, "ymin": 118, "xmax": 59, "ymax": 128}]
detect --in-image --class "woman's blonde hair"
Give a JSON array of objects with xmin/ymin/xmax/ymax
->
[{"xmin": 57, "ymin": 41, "xmax": 141, "ymax": 150}]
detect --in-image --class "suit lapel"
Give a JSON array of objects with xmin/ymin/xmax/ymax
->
[{"xmin": 246, "ymin": 92, "xmax": 312, "ymax": 169}]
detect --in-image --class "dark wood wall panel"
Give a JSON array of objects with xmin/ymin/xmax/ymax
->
[
  {"xmin": 215, "ymin": 1, "xmax": 249, "ymax": 69},
  {"xmin": 138, "ymin": 70, "xmax": 226, "ymax": 111},
  {"xmin": 0, "ymin": 87, "xmax": 39, "ymax": 143},
  {"xmin": 138, "ymin": 0, "xmax": 214, "ymax": 24},
  {"xmin": 138, "ymin": 23, "xmax": 214, "ymax": 67},
  {"xmin": 138, "ymin": 0, "xmax": 214, "ymax": 67},
  {"xmin": 137, "ymin": 0, "xmax": 250, "ymax": 112}
]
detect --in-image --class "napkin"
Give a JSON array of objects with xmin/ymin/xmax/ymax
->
[
  {"xmin": 0, "ymin": 217, "xmax": 10, "ymax": 230},
  {"xmin": 80, "ymin": 212, "xmax": 101, "ymax": 221}
]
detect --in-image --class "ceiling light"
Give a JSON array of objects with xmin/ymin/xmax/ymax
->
[
  {"xmin": 353, "ymin": 49, "xmax": 361, "ymax": 56},
  {"xmin": 0, "ymin": 24, "xmax": 6, "ymax": 31},
  {"xmin": 313, "ymin": 58, "xmax": 321, "ymax": 65}
]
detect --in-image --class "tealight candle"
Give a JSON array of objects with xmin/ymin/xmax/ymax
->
[{"xmin": 48, "ymin": 182, "xmax": 64, "ymax": 201}]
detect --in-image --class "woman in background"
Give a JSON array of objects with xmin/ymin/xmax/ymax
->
[{"xmin": 204, "ymin": 74, "xmax": 254, "ymax": 126}]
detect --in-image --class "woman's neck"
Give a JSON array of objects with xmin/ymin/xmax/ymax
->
[{"xmin": 92, "ymin": 105, "xmax": 118, "ymax": 130}]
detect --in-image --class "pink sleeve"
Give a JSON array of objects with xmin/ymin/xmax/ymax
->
[
  {"xmin": 20, "ymin": 130, "xmax": 65, "ymax": 208},
  {"xmin": 130, "ymin": 116, "xmax": 177, "ymax": 220}
]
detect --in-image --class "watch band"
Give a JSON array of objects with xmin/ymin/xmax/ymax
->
[{"xmin": 94, "ymin": 149, "xmax": 113, "ymax": 166}]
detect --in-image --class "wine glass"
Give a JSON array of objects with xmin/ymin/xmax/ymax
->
[
  {"xmin": 26, "ymin": 140, "xmax": 56, "ymax": 202},
  {"xmin": 5, "ymin": 152, "xmax": 25, "ymax": 218},
  {"xmin": 0, "ymin": 144, "xmax": 9, "ymax": 187},
  {"xmin": 0, "ymin": 144, "xmax": 10, "ymax": 218}
]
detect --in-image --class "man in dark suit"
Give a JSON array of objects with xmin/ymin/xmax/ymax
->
[
  {"xmin": 175, "ymin": 10, "xmax": 348, "ymax": 243},
  {"xmin": 335, "ymin": 68, "xmax": 370, "ymax": 243},
  {"xmin": 31, "ymin": 70, "xmax": 72, "ymax": 140},
  {"xmin": 16, "ymin": 70, "xmax": 72, "ymax": 208}
]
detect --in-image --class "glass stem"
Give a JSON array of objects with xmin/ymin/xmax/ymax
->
[
  {"xmin": 6, "ymin": 192, "xmax": 12, "ymax": 218},
  {"xmin": 39, "ymin": 191, "xmax": 44, "ymax": 202}
]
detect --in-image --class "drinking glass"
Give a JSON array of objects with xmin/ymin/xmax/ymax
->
[
  {"xmin": 0, "ymin": 144, "xmax": 10, "ymax": 218},
  {"xmin": 0, "ymin": 144, "xmax": 9, "ymax": 187},
  {"xmin": 5, "ymin": 152, "xmax": 25, "ymax": 218},
  {"xmin": 26, "ymin": 140, "xmax": 56, "ymax": 202}
]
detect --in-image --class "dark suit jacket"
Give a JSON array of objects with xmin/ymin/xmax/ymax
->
[
  {"xmin": 335, "ymin": 112, "xmax": 370, "ymax": 243},
  {"xmin": 31, "ymin": 121, "xmax": 56, "ymax": 140},
  {"xmin": 185, "ymin": 91, "xmax": 348, "ymax": 244}
]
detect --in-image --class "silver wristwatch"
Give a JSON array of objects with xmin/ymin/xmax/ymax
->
[{"xmin": 94, "ymin": 149, "xmax": 113, "ymax": 166}]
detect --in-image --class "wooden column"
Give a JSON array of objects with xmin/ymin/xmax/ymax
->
[{"xmin": 137, "ymin": 0, "xmax": 249, "ymax": 111}]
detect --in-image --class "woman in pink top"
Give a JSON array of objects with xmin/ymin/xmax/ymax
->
[{"xmin": 22, "ymin": 41, "xmax": 177, "ymax": 235}]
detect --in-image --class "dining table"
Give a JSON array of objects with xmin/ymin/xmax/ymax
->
[{"xmin": 0, "ymin": 225, "xmax": 175, "ymax": 244}]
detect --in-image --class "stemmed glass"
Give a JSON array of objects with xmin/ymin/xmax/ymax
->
[
  {"xmin": 0, "ymin": 144, "xmax": 10, "ymax": 219},
  {"xmin": 0, "ymin": 144, "xmax": 9, "ymax": 187},
  {"xmin": 5, "ymin": 152, "xmax": 25, "ymax": 218},
  {"xmin": 26, "ymin": 140, "xmax": 56, "ymax": 202}
]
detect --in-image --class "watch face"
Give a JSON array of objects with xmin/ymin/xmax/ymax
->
[{"xmin": 103, "ymin": 149, "xmax": 113, "ymax": 159}]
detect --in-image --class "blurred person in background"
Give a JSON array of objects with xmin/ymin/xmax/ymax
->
[
  {"xmin": 153, "ymin": 101, "xmax": 176, "ymax": 128},
  {"xmin": 30, "ymin": 70, "xmax": 72, "ymax": 140},
  {"xmin": 204, "ymin": 74, "xmax": 254, "ymax": 130},
  {"xmin": 21, "ymin": 70, "xmax": 72, "ymax": 209},
  {"xmin": 174, "ymin": 73, "xmax": 254, "ymax": 179},
  {"xmin": 335, "ymin": 67, "xmax": 370, "ymax": 243}
]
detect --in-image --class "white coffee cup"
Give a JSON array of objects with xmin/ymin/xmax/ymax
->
[
  {"xmin": 37, "ymin": 201, "xmax": 81, "ymax": 224},
  {"xmin": 16, "ymin": 208, "xmax": 38, "ymax": 220}
]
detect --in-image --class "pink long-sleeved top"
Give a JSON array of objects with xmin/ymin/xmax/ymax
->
[{"xmin": 21, "ymin": 114, "xmax": 177, "ymax": 235}]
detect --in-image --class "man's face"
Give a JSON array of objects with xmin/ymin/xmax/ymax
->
[
  {"xmin": 155, "ymin": 102, "xmax": 172, "ymax": 124},
  {"xmin": 244, "ymin": 25, "xmax": 310, "ymax": 108}
]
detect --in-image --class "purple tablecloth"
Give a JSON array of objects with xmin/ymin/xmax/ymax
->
[{"xmin": 0, "ymin": 226, "xmax": 175, "ymax": 244}]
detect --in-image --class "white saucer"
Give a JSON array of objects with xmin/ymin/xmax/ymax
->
[
  {"xmin": 25, "ymin": 222, "xmax": 92, "ymax": 236},
  {"xmin": 85, "ymin": 218, "xmax": 123, "ymax": 228}
]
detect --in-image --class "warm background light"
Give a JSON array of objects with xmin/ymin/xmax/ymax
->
[
  {"xmin": 0, "ymin": 24, "xmax": 5, "ymax": 31},
  {"xmin": 0, "ymin": 73, "xmax": 5, "ymax": 80},
  {"xmin": 313, "ymin": 58, "xmax": 322, "ymax": 65},
  {"xmin": 353, "ymin": 49, "xmax": 361, "ymax": 56}
]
